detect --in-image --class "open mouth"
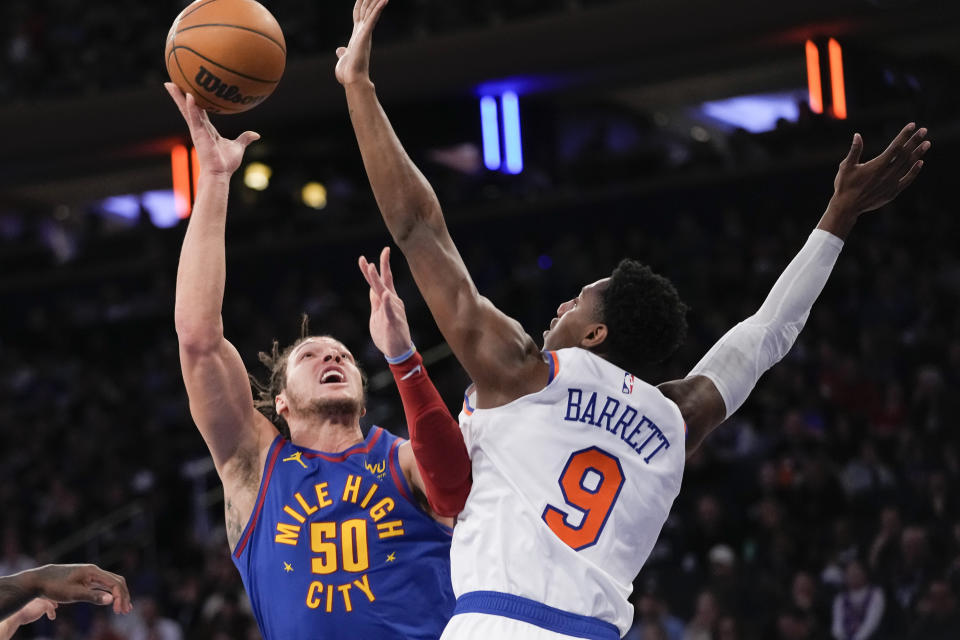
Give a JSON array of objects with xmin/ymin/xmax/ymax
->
[{"xmin": 320, "ymin": 369, "xmax": 346, "ymax": 384}]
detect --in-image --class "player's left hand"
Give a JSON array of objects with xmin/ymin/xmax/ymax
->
[
  {"xmin": 831, "ymin": 122, "xmax": 931, "ymax": 216},
  {"xmin": 359, "ymin": 247, "xmax": 413, "ymax": 360},
  {"xmin": 335, "ymin": 0, "xmax": 389, "ymax": 87},
  {"xmin": 11, "ymin": 598, "xmax": 57, "ymax": 626}
]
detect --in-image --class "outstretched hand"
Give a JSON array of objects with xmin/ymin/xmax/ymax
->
[
  {"xmin": 359, "ymin": 247, "xmax": 413, "ymax": 360},
  {"xmin": 11, "ymin": 599, "xmax": 56, "ymax": 626},
  {"xmin": 335, "ymin": 0, "xmax": 389, "ymax": 86},
  {"xmin": 832, "ymin": 122, "xmax": 931, "ymax": 216},
  {"xmin": 33, "ymin": 564, "xmax": 133, "ymax": 615},
  {"xmin": 164, "ymin": 82, "xmax": 260, "ymax": 177}
]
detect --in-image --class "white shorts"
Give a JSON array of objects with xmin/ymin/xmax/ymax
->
[{"xmin": 440, "ymin": 591, "xmax": 621, "ymax": 640}]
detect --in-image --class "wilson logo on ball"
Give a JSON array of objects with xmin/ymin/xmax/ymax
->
[{"xmin": 194, "ymin": 66, "xmax": 268, "ymax": 107}]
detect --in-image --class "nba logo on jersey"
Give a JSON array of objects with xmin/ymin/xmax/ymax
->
[{"xmin": 622, "ymin": 373, "xmax": 635, "ymax": 395}]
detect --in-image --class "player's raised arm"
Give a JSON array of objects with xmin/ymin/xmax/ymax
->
[
  {"xmin": 359, "ymin": 247, "xmax": 472, "ymax": 517},
  {"xmin": 661, "ymin": 124, "xmax": 931, "ymax": 455},
  {"xmin": 336, "ymin": 0, "xmax": 548, "ymax": 407},
  {"xmin": 165, "ymin": 84, "xmax": 277, "ymax": 546}
]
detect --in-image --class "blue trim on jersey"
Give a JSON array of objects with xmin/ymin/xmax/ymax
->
[{"xmin": 453, "ymin": 591, "xmax": 619, "ymax": 640}]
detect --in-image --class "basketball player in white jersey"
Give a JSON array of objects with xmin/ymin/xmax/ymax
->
[{"xmin": 336, "ymin": 2, "xmax": 932, "ymax": 637}]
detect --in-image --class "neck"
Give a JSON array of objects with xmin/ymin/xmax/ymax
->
[{"xmin": 287, "ymin": 412, "xmax": 365, "ymax": 452}]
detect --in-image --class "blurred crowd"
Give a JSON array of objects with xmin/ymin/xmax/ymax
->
[
  {"xmin": 0, "ymin": 0, "xmax": 608, "ymax": 101},
  {"xmin": 1, "ymin": 96, "xmax": 958, "ymax": 640}
]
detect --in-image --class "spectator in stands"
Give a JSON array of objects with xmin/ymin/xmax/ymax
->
[{"xmin": 831, "ymin": 560, "xmax": 884, "ymax": 640}]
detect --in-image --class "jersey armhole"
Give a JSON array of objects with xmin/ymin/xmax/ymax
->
[{"xmin": 233, "ymin": 435, "xmax": 286, "ymax": 561}]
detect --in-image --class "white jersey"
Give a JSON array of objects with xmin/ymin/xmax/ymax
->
[{"xmin": 449, "ymin": 348, "xmax": 686, "ymax": 637}]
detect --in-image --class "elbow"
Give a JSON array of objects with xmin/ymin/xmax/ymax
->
[
  {"xmin": 388, "ymin": 200, "xmax": 444, "ymax": 248},
  {"xmin": 175, "ymin": 313, "xmax": 224, "ymax": 354}
]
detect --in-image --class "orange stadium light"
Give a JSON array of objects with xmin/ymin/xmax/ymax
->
[
  {"xmin": 828, "ymin": 38, "xmax": 847, "ymax": 120},
  {"xmin": 171, "ymin": 144, "xmax": 192, "ymax": 218},
  {"xmin": 805, "ymin": 40, "xmax": 823, "ymax": 115},
  {"xmin": 190, "ymin": 147, "xmax": 200, "ymax": 201}
]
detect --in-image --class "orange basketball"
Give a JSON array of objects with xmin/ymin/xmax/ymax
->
[{"xmin": 165, "ymin": 0, "xmax": 286, "ymax": 114}]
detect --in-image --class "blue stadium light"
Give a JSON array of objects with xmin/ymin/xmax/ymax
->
[
  {"xmin": 699, "ymin": 90, "xmax": 805, "ymax": 133},
  {"xmin": 480, "ymin": 96, "xmax": 501, "ymax": 171},
  {"xmin": 501, "ymin": 91, "xmax": 524, "ymax": 174},
  {"xmin": 99, "ymin": 195, "xmax": 140, "ymax": 221},
  {"xmin": 142, "ymin": 190, "xmax": 181, "ymax": 229}
]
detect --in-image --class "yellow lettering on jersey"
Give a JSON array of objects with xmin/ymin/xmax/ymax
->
[
  {"xmin": 283, "ymin": 505, "xmax": 306, "ymax": 524},
  {"xmin": 315, "ymin": 482, "xmax": 333, "ymax": 508},
  {"xmin": 338, "ymin": 584, "xmax": 354, "ymax": 612},
  {"xmin": 369, "ymin": 497, "xmax": 394, "ymax": 522},
  {"xmin": 274, "ymin": 523, "xmax": 301, "ymax": 546},
  {"xmin": 359, "ymin": 483, "xmax": 379, "ymax": 509},
  {"xmin": 342, "ymin": 474, "xmax": 362, "ymax": 503},
  {"xmin": 294, "ymin": 492, "xmax": 318, "ymax": 516},
  {"xmin": 377, "ymin": 520, "xmax": 404, "ymax": 539},
  {"xmin": 353, "ymin": 574, "xmax": 375, "ymax": 603},
  {"xmin": 303, "ymin": 575, "xmax": 376, "ymax": 612},
  {"xmin": 306, "ymin": 581, "xmax": 324, "ymax": 609}
]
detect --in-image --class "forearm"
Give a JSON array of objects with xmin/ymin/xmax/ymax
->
[
  {"xmin": 344, "ymin": 82, "xmax": 444, "ymax": 245},
  {"xmin": 0, "ymin": 573, "xmax": 37, "ymax": 621},
  {"xmin": 689, "ymin": 221, "xmax": 844, "ymax": 418},
  {"xmin": 174, "ymin": 173, "xmax": 232, "ymax": 346},
  {"xmin": 390, "ymin": 352, "xmax": 471, "ymax": 516}
]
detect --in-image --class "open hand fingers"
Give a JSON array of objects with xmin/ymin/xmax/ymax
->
[
  {"xmin": 84, "ymin": 569, "xmax": 131, "ymax": 614},
  {"xmin": 359, "ymin": 0, "xmax": 389, "ymax": 26},
  {"xmin": 359, "ymin": 256, "xmax": 387, "ymax": 297},
  {"xmin": 379, "ymin": 247, "xmax": 397, "ymax": 294},
  {"xmin": 841, "ymin": 133, "xmax": 863, "ymax": 167},
  {"xmin": 897, "ymin": 159, "xmax": 925, "ymax": 192},
  {"xmin": 236, "ymin": 131, "xmax": 261, "ymax": 149},
  {"xmin": 164, "ymin": 83, "xmax": 187, "ymax": 116},
  {"xmin": 881, "ymin": 122, "xmax": 916, "ymax": 162}
]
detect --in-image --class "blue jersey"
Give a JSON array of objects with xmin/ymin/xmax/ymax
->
[{"xmin": 232, "ymin": 426, "xmax": 455, "ymax": 640}]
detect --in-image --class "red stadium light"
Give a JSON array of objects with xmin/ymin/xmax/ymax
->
[
  {"xmin": 190, "ymin": 147, "xmax": 200, "ymax": 201},
  {"xmin": 805, "ymin": 40, "xmax": 823, "ymax": 115},
  {"xmin": 828, "ymin": 38, "xmax": 847, "ymax": 120},
  {"xmin": 171, "ymin": 144, "xmax": 192, "ymax": 218}
]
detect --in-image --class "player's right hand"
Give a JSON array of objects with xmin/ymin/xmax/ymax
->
[
  {"xmin": 164, "ymin": 82, "xmax": 260, "ymax": 177},
  {"xmin": 30, "ymin": 564, "xmax": 133, "ymax": 615}
]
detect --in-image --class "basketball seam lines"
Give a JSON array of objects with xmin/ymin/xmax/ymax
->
[
  {"xmin": 172, "ymin": 47, "xmax": 234, "ymax": 113},
  {"xmin": 174, "ymin": 23, "xmax": 287, "ymax": 55},
  {"xmin": 169, "ymin": 45, "xmax": 281, "ymax": 83},
  {"xmin": 181, "ymin": 0, "xmax": 222, "ymax": 21}
]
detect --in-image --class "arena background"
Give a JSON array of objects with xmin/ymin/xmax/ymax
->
[{"xmin": 1, "ymin": 0, "xmax": 959, "ymax": 638}]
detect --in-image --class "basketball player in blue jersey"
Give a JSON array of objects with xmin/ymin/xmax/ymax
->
[
  {"xmin": 165, "ymin": 82, "xmax": 467, "ymax": 639},
  {"xmin": 337, "ymin": 1, "xmax": 932, "ymax": 637}
]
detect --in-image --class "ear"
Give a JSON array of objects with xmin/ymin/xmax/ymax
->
[
  {"xmin": 579, "ymin": 323, "xmax": 608, "ymax": 349},
  {"xmin": 360, "ymin": 406, "xmax": 367, "ymax": 418},
  {"xmin": 275, "ymin": 392, "xmax": 288, "ymax": 418}
]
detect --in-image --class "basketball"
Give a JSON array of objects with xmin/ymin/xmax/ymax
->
[{"xmin": 165, "ymin": 0, "xmax": 286, "ymax": 114}]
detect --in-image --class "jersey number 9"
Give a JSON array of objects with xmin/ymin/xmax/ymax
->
[{"xmin": 542, "ymin": 447, "xmax": 624, "ymax": 551}]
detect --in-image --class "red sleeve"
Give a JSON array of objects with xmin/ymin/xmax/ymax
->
[{"xmin": 390, "ymin": 351, "xmax": 472, "ymax": 516}]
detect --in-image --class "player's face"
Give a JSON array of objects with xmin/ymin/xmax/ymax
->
[
  {"xmin": 542, "ymin": 278, "xmax": 609, "ymax": 351},
  {"xmin": 282, "ymin": 337, "xmax": 365, "ymax": 415}
]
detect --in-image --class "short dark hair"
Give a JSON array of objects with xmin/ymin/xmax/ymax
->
[
  {"xmin": 249, "ymin": 315, "xmax": 367, "ymax": 439},
  {"xmin": 596, "ymin": 259, "xmax": 688, "ymax": 374}
]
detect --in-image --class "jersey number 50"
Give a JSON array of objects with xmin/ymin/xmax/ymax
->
[
  {"xmin": 542, "ymin": 447, "xmax": 624, "ymax": 551},
  {"xmin": 310, "ymin": 519, "xmax": 370, "ymax": 574}
]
